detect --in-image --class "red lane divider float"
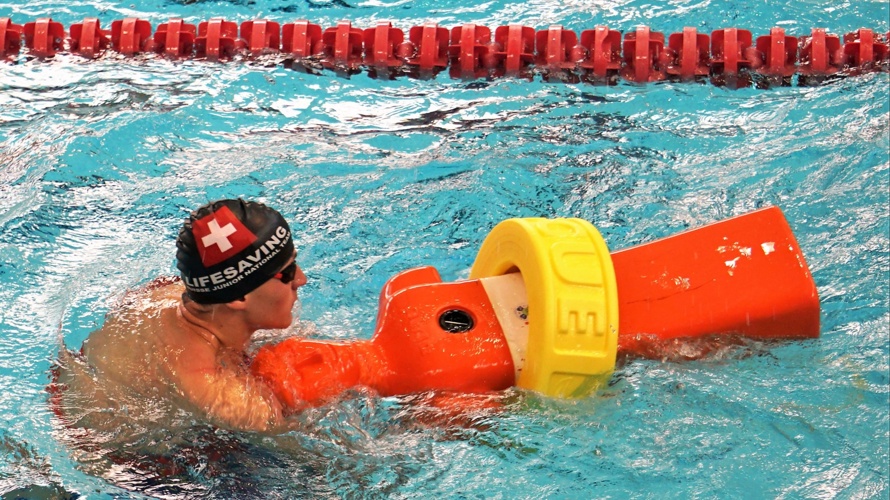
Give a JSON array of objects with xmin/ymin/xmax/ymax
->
[
  {"xmin": 2, "ymin": 16, "xmax": 888, "ymax": 87},
  {"xmin": 155, "ymin": 18, "xmax": 196, "ymax": 58},
  {"xmin": 69, "ymin": 18, "xmax": 109, "ymax": 58},
  {"xmin": 23, "ymin": 18, "xmax": 65, "ymax": 58}
]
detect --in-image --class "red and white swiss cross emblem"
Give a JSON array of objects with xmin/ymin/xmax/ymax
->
[{"xmin": 192, "ymin": 206, "xmax": 257, "ymax": 267}]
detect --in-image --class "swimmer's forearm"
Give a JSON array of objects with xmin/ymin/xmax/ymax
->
[{"xmin": 185, "ymin": 370, "xmax": 287, "ymax": 433}]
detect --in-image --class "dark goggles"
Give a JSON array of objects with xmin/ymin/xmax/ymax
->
[{"xmin": 274, "ymin": 262, "xmax": 298, "ymax": 284}]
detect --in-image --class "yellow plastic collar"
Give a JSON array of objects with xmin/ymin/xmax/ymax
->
[{"xmin": 469, "ymin": 218, "xmax": 618, "ymax": 398}]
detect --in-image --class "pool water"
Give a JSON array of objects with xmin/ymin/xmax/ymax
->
[{"xmin": 1, "ymin": 0, "xmax": 888, "ymax": 498}]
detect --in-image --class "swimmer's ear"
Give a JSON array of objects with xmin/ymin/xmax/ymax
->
[{"xmin": 223, "ymin": 296, "xmax": 249, "ymax": 311}]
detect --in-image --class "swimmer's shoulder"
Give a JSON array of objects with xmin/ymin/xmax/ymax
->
[
  {"xmin": 115, "ymin": 276, "xmax": 185, "ymax": 313},
  {"xmin": 83, "ymin": 278, "xmax": 185, "ymax": 377},
  {"xmin": 90, "ymin": 277, "xmax": 184, "ymax": 341}
]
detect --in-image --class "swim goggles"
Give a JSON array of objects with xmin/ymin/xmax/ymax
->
[{"xmin": 274, "ymin": 262, "xmax": 298, "ymax": 284}]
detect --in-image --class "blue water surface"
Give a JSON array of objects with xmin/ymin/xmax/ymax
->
[{"xmin": 0, "ymin": 0, "xmax": 888, "ymax": 498}]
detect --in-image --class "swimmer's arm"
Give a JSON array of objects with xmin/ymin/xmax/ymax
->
[{"xmin": 178, "ymin": 366, "xmax": 288, "ymax": 433}]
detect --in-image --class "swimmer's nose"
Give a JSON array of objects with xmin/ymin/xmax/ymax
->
[{"xmin": 292, "ymin": 264, "xmax": 307, "ymax": 289}]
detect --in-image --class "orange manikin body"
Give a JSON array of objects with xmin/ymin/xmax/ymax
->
[
  {"xmin": 252, "ymin": 206, "xmax": 820, "ymax": 410},
  {"xmin": 251, "ymin": 266, "xmax": 515, "ymax": 409},
  {"xmin": 612, "ymin": 206, "xmax": 820, "ymax": 357}
]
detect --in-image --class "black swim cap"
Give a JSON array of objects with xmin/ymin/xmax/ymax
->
[{"xmin": 176, "ymin": 199, "xmax": 295, "ymax": 304}]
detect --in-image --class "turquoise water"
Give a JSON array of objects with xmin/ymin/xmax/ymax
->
[{"xmin": 1, "ymin": 0, "xmax": 888, "ymax": 498}]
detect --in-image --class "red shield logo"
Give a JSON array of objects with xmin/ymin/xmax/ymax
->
[{"xmin": 191, "ymin": 206, "xmax": 257, "ymax": 267}]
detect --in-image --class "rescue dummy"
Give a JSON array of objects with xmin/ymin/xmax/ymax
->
[{"xmin": 251, "ymin": 206, "xmax": 820, "ymax": 411}]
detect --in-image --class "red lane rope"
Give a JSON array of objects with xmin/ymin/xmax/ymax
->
[{"xmin": 2, "ymin": 17, "xmax": 888, "ymax": 86}]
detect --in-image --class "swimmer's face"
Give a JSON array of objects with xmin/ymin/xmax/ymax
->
[{"xmin": 243, "ymin": 254, "xmax": 307, "ymax": 330}]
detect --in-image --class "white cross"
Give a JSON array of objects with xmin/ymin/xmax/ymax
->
[{"xmin": 201, "ymin": 219, "xmax": 238, "ymax": 252}]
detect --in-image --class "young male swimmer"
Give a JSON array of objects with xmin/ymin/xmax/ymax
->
[
  {"xmin": 54, "ymin": 198, "xmax": 532, "ymax": 435},
  {"xmin": 54, "ymin": 199, "xmax": 308, "ymax": 433}
]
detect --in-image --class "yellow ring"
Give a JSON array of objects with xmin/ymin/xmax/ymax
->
[{"xmin": 469, "ymin": 218, "xmax": 618, "ymax": 398}]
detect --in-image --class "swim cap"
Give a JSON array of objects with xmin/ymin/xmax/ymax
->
[{"xmin": 176, "ymin": 199, "xmax": 295, "ymax": 304}]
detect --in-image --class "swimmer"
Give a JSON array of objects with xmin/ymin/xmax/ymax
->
[{"xmin": 53, "ymin": 199, "xmax": 306, "ymax": 433}]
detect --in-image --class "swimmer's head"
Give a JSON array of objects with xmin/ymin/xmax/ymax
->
[{"xmin": 176, "ymin": 199, "xmax": 295, "ymax": 304}]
